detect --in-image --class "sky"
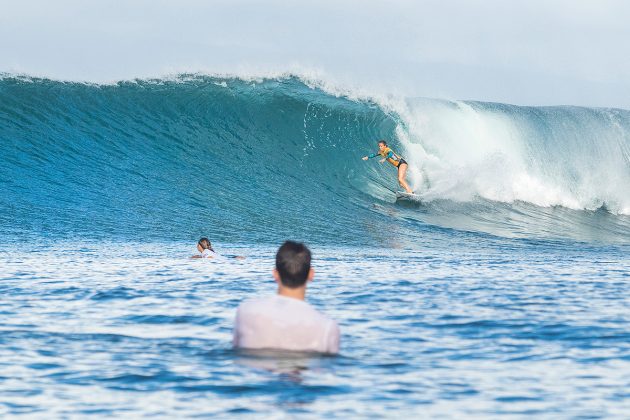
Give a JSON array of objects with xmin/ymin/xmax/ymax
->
[{"xmin": 2, "ymin": 0, "xmax": 630, "ymax": 108}]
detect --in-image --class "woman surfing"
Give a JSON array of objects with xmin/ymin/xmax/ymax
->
[{"xmin": 362, "ymin": 140, "xmax": 413, "ymax": 193}]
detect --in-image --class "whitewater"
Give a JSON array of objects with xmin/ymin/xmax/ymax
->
[{"xmin": 1, "ymin": 73, "xmax": 629, "ymax": 418}]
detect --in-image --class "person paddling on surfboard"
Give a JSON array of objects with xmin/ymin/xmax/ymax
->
[
  {"xmin": 191, "ymin": 237, "xmax": 246, "ymax": 260},
  {"xmin": 362, "ymin": 140, "xmax": 413, "ymax": 193}
]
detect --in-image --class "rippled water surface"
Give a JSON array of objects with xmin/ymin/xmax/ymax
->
[{"xmin": 1, "ymin": 239, "xmax": 629, "ymax": 418}]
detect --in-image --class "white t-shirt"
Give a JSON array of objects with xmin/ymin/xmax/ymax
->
[
  {"xmin": 201, "ymin": 249, "xmax": 214, "ymax": 258},
  {"xmin": 233, "ymin": 294, "xmax": 340, "ymax": 354}
]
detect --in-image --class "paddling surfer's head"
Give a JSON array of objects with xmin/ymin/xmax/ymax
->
[
  {"xmin": 197, "ymin": 237, "xmax": 214, "ymax": 253},
  {"xmin": 378, "ymin": 140, "xmax": 388, "ymax": 151},
  {"xmin": 274, "ymin": 241, "xmax": 313, "ymax": 288}
]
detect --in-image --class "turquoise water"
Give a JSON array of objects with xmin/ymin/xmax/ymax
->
[{"xmin": 1, "ymin": 75, "xmax": 630, "ymax": 417}]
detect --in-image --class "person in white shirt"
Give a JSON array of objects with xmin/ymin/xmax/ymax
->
[
  {"xmin": 191, "ymin": 237, "xmax": 216, "ymax": 259},
  {"xmin": 191, "ymin": 237, "xmax": 245, "ymax": 260},
  {"xmin": 233, "ymin": 241, "xmax": 340, "ymax": 354}
]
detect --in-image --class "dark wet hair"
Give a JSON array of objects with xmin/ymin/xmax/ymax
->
[
  {"xmin": 275, "ymin": 241, "xmax": 312, "ymax": 288},
  {"xmin": 378, "ymin": 140, "xmax": 388, "ymax": 146},
  {"xmin": 198, "ymin": 237, "xmax": 214, "ymax": 252}
]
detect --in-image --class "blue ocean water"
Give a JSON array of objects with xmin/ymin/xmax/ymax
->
[{"xmin": 1, "ymin": 75, "xmax": 630, "ymax": 417}]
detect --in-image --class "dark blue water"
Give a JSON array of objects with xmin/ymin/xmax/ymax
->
[{"xmin": 1, "ymin": 75, "xmax": 629, "ymax": 417}]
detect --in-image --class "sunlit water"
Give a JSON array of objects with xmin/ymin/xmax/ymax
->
[{"xmin": 1, "ymin": 238, "xmax": 628, "ymax": 418}]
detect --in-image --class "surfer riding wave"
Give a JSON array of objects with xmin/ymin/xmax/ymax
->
[{"xmin": 362, "ymin": 140, "xmax": 413, "ymax": 193}]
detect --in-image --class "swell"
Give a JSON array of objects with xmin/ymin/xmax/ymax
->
[
  {"xmin": 0, "ymin": 75, "xmax": 398, "ymax": 244},
  {"xmin": 0, "ymin": 74, "xmax": 629, "ymax": 245}
]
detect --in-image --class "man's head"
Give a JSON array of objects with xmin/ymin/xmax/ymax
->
[
  {"xmin": 378, "ymin": 140, "xmax": 388, "ymax": 151},
  {"xmin": 274, "ymin": 241, "xmax": 313, "ymax": 288}
]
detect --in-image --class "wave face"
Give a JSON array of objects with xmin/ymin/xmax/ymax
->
[{"xmin": 1, "ymin": 75, "xmax": 629, "ymax": 245}]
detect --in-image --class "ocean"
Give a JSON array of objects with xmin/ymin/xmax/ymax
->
[{"xmin": 1, "ymin": 74, "xmax": 629, "ymax": 418}]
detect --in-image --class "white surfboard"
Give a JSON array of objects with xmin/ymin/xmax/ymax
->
[{"xmin": 395, "ymin": 191, "xmax": 423, "ymax": 203}]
